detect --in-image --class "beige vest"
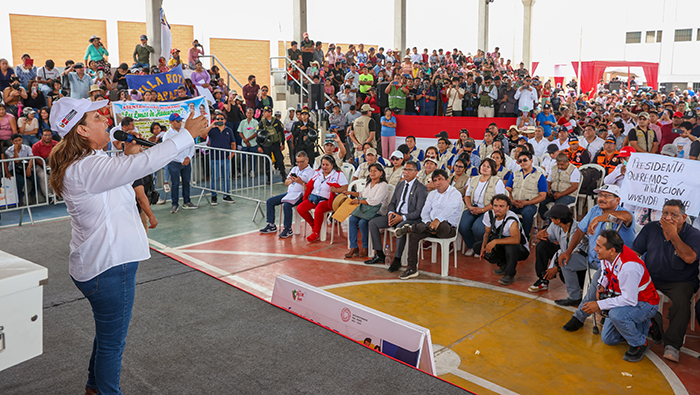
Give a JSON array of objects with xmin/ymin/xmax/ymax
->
[
  {"xmin": 352, "ymin": 115, "xmax": 375, "ymax": 148},
  {"xmin": 469, "ymin": 176, "xmax": 500, "ymax": 208},
  {"xmin": 417, "ymin": 169, "xmax": 433, "ymax": 186},
  {"xmin": 550, "ymin": 163, "xmax": 577, "ymax": 198},
  {"xmin": 496, "ymin": 165, "xmax": 510, "ymax": 181},
  {"xmin": 633, "ymin": 127, "xmax": 655, "ymax": 152},
  {"xmin": 479, "ymin": 142, "xmax": 494, "ymax": 161},
  {"xmin": 511, "ymin": 167, "xmax": 544, "ymax": 201},
  {"xmin": 451, "ymin": 173, "xmax": 470, "ymax": 196},
  {"xmin": 386, "ymin": 165, "xmax": 403, "ymax": 186}
]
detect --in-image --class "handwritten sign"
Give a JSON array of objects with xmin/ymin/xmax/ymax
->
[
  {"xmin": 126, "ymin": 65, "xmax": 186, "ymax": 101},
  {"xmin": 620, "ymin": 153, "xmax": 700, "ymax": 217},
  {"xmin": 111, "ymin": 96, "xmax": 210, "ymax": 138}
]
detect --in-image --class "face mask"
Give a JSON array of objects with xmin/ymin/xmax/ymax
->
[{"xmin": 214, "ymin": 121, "xmax": 224, "ymax": 126}]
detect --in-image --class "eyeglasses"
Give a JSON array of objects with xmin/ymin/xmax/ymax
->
[
  {"xmin": 661, "ymin": 211, "xmax": 682, "ymax": 219},
  {"xmin": 517, "ymin": 158, "xmax": 529, "ymax": 163},
  {"xmin": 403, "ymin": 168, "xmax": 417, "ymax": 172},
  {"xmin": 391, "ymin": 157, "xmax": 402, "ymax": 161},
  {"xmin": 597, "ymin": 192, "xmax": 616, "ymax": 200},
  {"xmin": 262, "ymin": 89, "xmax": 268, "ymax": 92}
]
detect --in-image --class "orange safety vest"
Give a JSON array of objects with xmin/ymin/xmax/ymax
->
[
  {"xmin": 594, "ymin": 150, "xmax": 621, "ymax": 175},
  {"xmin": 564, "ymin": 146, "xmax": 588, "ymax": 167}
]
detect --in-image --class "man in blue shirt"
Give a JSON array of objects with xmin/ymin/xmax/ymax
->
[
  {"xmin": 417, "ymin": 81, "xmax": 437, "ymax": 116},
  {"xmin": 633, "ymin": 199, "xmax": 700, "ymax": 363},
  {"xmin": 559, "ymin": 184, "xmax": 635, "ymax": 330},
  {"xmin": 206, "ymin": 110, "xmax": 237, "ymax": 205},
  {"xmin": 62, "ymin": 62, "xmax": 92, "ymax": 99},
  {"xmin": 536, "ymin": 104, "xmax": 557, "ymax": 138}
]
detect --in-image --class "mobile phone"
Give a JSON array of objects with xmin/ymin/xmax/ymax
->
[
  {"xmin": 289, "ymin": 173, "xmax": 297, "ymax": 178},
  {"xmin": 672, "ymin": 128, "xmax": 682, "ymax": 134},
  {"xmin": 32, "ymin": 87, "xmax": 37, "ymax": 93},
  {"xmin": 98, "ymin": 71, "xmax": 104, "ymax": 79},
  {"xmin": 325, "ymin": 133, "xmax": 335, "ymax": 140}
]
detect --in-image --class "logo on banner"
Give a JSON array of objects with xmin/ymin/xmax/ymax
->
[
  {"xmin": 340, "ymin": 307, "xmax": 351, "ymax": 322},
  {"xmin": 292, "ymin": 290, "xmax": 305, "ymax": 301}
]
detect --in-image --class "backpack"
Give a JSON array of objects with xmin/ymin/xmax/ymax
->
[
  {"xmin": 578, "ymin": 167, "xmax": 602, "ymax": 196},
  {"xmin": 143, "ymin": 175, "xmax": 160, "ymax": 205}
]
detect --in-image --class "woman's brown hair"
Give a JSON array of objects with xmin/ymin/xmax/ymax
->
[{"xmin": 49, "ymin": 115, "xmax": 91, "ymax": 197}]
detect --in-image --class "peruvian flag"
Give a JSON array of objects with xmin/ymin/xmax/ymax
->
[{"xmin": 563, "ymin": 121, "xmax": 574, "ymax": 132}]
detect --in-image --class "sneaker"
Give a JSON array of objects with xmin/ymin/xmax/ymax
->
[
  {"xmin": 528, "ymin": 279, "xmax": 549, "ymax": 293},
  {"xmin": 498, "ymin": 275, "xmax": 514, "ymax": 286},
  {"xmin": 260, "ymin": 223, "xmax": 278, "ymax": 234},
  {"xmin": 156, "ymin": 198, "xmax": 165, "ymax": 205},
  {"xmin": 623, "ymin": 342, "xmax": 649, "ymax": 363},
  {"xmin": 493, "ymin": 267, "xmax": 505, "ymax": 275},
  {"xmin": 563, "ymin": 316, "xmax": 584, "ymax": 332},
  {"xmin": 182, "ymin": 202, "xmax": 199, "ymax": 210},
  {"xmin": 307, "ymin": 232, "xmax": 320, "ymax": 242},
  {"xmin": 210, "ymin": 196, "xmax": 218, "ymax": 206},
  {"xmin": 163, "ymin": 182, "xmax": 171, "ymax": 193},
  {"xmin": 279, "ymin": 228, "xmax": 294, "ymax": 238},
  {"xmin": 663, "ymin": 345, "xmax": 680, "ymax": 362},
  {"xmin": 223, "ymin": 195, "xmax": 235, "ymax": 203},
  {"xmin": 464, "ymin": 248, "xmax": 475, "ymax": 257},
  {"xmin": 399, "ymin": 269, "xmax": 419, "ymax": 280},
  {"xmin": 170, "ymin": 205, "xmax": 179, "ymax": 214},
  {"xmin": 555, "ymin": 298, "xmax": 582, "ymax": 307},
  {"xmin": 394, "ymin": 224, "xmax": 412, "ymax": 238},
  {"xmin": 648, "ymin": 312, "xmax": 663, "ymax": 344}
]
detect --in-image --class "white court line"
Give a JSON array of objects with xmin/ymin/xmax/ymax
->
[
  {"xmin": 450, "ymin": 368, "xmax": 520, "ymax": 395},
  {"xmin": 646, "ymin": 351, "xmax": 689, "ymax": 395},
  {"xmin": 0, "ymin": 214, "xmax": 71, "ymax": 229},
  {"xmin": 175, "ymin": 249, "xmax": 378, "ymax": 267},
  {"xmin": 172, "ymin": 229, "xmax": 260, "ymax": 250},
  {"xmin": 681, "ymin": 347, "xmax": 699, "ymax": 359}
]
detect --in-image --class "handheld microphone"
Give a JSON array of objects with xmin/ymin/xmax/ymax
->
[{"xmin": 113, "ymin": 130, "xmax": 155, "ymax": 147}]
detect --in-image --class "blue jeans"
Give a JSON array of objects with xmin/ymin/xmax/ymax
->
[
  {"xmin": 458, "ymin": 211, "xmax": 486, "ymax": 249},
  {"xmin": 72, "ymin": 262, "xmax": 138, "ymax": 394},
  {"xmin": 266, "ymin": 193, "xmax": 298, "ymax": 230},
  {"xmin": 602, "ymin": 302, "xmax": 658, "ymax": 347},
  {"xmin": 538, "ymin": 194, "xmax": 576, "ymax": 219},
  {"xmin": 22, "ymin": 134, "xmax": 39, "ymax": 147},
  {"xmin": 349, "ymin": 214, "xmax": 372, "ymax": 249},
  {"xmin": 132, "ymin": 62, "xmax": 149, "ymax": 70},
  {"xmin": 512, "ymin": 204, "xmax": 537, "ymax": 238},
  {"xmin": 240, "ymin": 146, "xmax": 259, "ymax": 172},
  {"xmin": 574, "ymin": 268, "xmax": 602, "ymax": 323},
  {"xmin": 210, "ymin": 158, "xmax": 231, "ymax": 197},
  {"xmin": 168, "ymin": 161, "xmax": 191, "ymax": 207}
]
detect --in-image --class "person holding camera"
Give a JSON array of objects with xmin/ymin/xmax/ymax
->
[
  {"xmin": 292, "ymin": 109, "xmax": 317, "ymax": 163},
  {"xmin": 85, "ymin": 35, "xmax": 111, "ymax": 79},
  {"xmin": 260, "ymin": 151, "xmax": 315, "ymax": 238},
  {"xmin": 474, "ymin": 193, "xmax": 529, "ymax": 286},
  {"xmin": 514, "ymin": 77, "xmax": 538, "ymax": 115},
  {"xmin": 384, "ymin": 74, "xmax": 409, "ymax": 115},
  {"xmin": 580, "ymin": 230, "xmax": 659, "ymax": 363},
  {"xmin": 394, "ymin": 169, "xmax": 462, "ymax": 279},
  {"xmin": 2, "ymin": 76, "xmax": 27, "ymax": 117},
  {"xmin": 477, "ymin": 76, "xmax": 498, "ymax": 118},
  {"xmin": 444, "ymin": 77, "xmax": 464, "ymax": 117},
  {"xmin": 257, "ymin": 106, "xmax": 287, "ymax": 179},
  {"xmin": 188, "ymin": 40, "xmax": 205, "ymax": 69},
  {"xmin": 314, "ymin": 133, "xmax": 345, "ymax": 170}
]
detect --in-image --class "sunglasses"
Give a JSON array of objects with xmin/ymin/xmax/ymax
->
[
  {"xmin": 518, "ymin": 158, "xmax": 530, "ymax": 163},
  {"xmin": 215, "ymin": 118, "xmax": 225, "ymax": 121}
]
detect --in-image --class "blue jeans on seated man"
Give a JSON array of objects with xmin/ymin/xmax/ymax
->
[
  {"xmin": 511, "ymin": 204, "xmax": 537, "ymax": 239},
  {"xmin": 349, "ymin": 214, "xmax": 374, "ymax": 249},
  {"xmin": 561, "ymin": 253, "xmax": 597, "ymax": 300},
  {"xmin": 72, "ymin": 262, "xmax": 138, "ymax": 394},
  {"xmin": 167, "ymin": 161, "xmax": 191, "ymax": 207},
  {"xmin": 458, "ymin": 211, "xmax": 486, "ymax": 249},
  {"xmin": 601, "ymin": 301, "xmax": 658, "ymax": 347},
  {"xmin": 210, "ymin": 157, "xmax": 231, "ymax": 197},
  {"xmin": 266, "ymin": 193, "xmax": 299, "ymax": 230},
  {"xmin": 538, "ymin": 194, "xmax": 576, "ymax": 219}
]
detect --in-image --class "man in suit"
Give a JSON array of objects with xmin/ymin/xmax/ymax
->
[{"xmin": 365, "ymin": 160, "xmax": 428, "ymax": 271}]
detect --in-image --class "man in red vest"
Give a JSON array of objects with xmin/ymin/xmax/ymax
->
[{"xmin": 582, "ymin": 230, "xmax": 660, "ymax": 362}]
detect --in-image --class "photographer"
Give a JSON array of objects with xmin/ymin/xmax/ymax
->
[
  {"xmin": 474, "ymin": 193, "xmax": 529, "ymax": 286},
  {"xmin": 84, "ymin": 35, "xmax": 110, "ymax": 79},
  {"xmin": 257, "ymin": 106, "xmax": 287, "ymax": 179},
  {"xmin": 444, "ymin": 77, "xmax": 465, "ymax": 117},
  {"xmin": 477, "ymin": 76, "xmax": 497, "ymax": 118},
  {"xmin": 314, "ymin": 133, "xmax": 345, "ymax": 169},
  {"xmin": 2, "ymin": 76, "xmax": 27, "ymax": 116},
  {"xmin": 291, "ymin": 109, "xmax": 317, "ymax": 163},
  {"xmin": 581, "ymin": 230, "xmax": 659, "ymax": 363},
  {"xmin": 416, "ymin": 79, "xmax": 437, "ymax": 116},
  {"xmin": 463, "ymin": 73, "xmax": 479, "ymax": 117},
  {"xmin": 384, "ymin": 74, "xmax": 409, "ymax": 115},
  {"xmin": 188, "ymin": 40, "xmax": 205, "ymax": 70}
]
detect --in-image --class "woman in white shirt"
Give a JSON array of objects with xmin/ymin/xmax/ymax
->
[
  {"xmin": 343, "ymin": 163, "xmax": 389, "ymax": 258},
  {"xmin": 297, "ymin": 155, "xmax": 348, "ymax": 242},
  {"xmin": 48, "ymin": 98, "xmax": 207, "ymax": 394},
  {"xmin": 459, "ymin": 158, "xmax": 506, "ymax": 256},
  {"xmin": 18, "ymin": 108, "xmax": 39, "ymax": 146}
]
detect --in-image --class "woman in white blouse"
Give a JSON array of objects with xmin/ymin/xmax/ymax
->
[
  {"xmin": 459, "ymin": 158, "xmax": 506, "ymax": 256},
  {"xmin": 48, "ymin": 98, "xmax": 208, "ymax": 394},
  {"xmin": 343, "ymin": 163, "xmax": 389, "ymax": 258},
  {"xmin": 297, "ymin": 155, "xmax": 348, "ymax": 242}
]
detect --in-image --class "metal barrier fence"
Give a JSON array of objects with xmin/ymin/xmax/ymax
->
[
  {"xmin": 190, "ymin": 145, "xmax": 274, "ymax": 221},
  {"xmin": 0, "ymin": 156, "xmax": 51, "ymax": 225}
]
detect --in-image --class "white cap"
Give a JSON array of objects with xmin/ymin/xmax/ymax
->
[
  {"xmin": 50, "ymin": 98, "xmax": 109, "ymax": 138},
  {"xmin": 593, "ymin": 184, "xmax": 621, "ymax": 197},
  {"xmin": 390, "ymin": 150, "xmax": 403, "ymax": 159}
]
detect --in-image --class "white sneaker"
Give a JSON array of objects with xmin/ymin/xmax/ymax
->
[
  {"xmin": 465, "ymin": 248, "xmax": 474, "ymax": 257},
  {"xmin": 156, "ymin": 198, "xmax": 165, "ymax": 205}
]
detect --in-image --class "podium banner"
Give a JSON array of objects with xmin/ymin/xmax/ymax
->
[
  {"xmin": 620, "ymin": 153, "xmax": 700, "ymax": 217},
  {"xmin": 271, "ymin": 275, "xmax": 436, "ymax": 375}
]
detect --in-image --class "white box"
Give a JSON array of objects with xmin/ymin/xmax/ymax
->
[{"xmin": 0, "ymin": 250, "xmax": 48, "ymax": 372}]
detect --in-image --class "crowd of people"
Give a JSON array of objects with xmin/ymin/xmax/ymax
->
[{"xmin": 2, "ymin": 32, "xmax": 700, "ymax": 368}]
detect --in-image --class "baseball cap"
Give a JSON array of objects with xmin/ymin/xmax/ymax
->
[
  {"xmin": 365, "ymin": 147, "xmax": 377, "ymax": 156},
  {"xmin": 263, "ymin": 106, "xmax": 273, "ymax": 112},
  {"xmin": 546, "ymin": 144, "xmax": 559, "ymax": 154},
  {"xmin": 661, "ymin": 144, "xmax": 678, "ymax": 157},
  {"xmin": 390, "ymin": 150, "xmax": 403, "ymax": 159},
  {"xmin": 518, "ymin": 135, "xmax": 528, "ymax": 142},
  {"xmin": 673, "ymin": 111, "xmax": 683, "ymax": 118},
  {"xmin": 637, "ymin": 111, "xmax": 649, "ymax": 119},
  {"xmin": 544, "ymin": 203, "xmax": 571, "ymax": 219},
  {"xmin": 593, "ymin": 184, "xmax": 621, "ymax": 197},
  {"xmin": 543, "ymin": 104, "xmax": 551, "ymax": 109},
  {"xmin": 49, "ymin": 98, "xmax": 109, "ymax": 138},
  {"xmin": 360, "ymin": 104, "xmax": 372, "ymax": 112},
  {"xmin": 169, "ymin": 113, "xmax": 183, "ymax": 122},
  {"xmin": 618, "ymin": 146, "xmax": 636, "ymax": 157},
  {"xmin": 567, "ymin": 135, "xmax": 579, "ymax": 142},
  {"xmin": 604, "ymin": 137, "xmax": 616, "ymax": 144},
  {"xmin": 324, "ymin": 139, "xmax": 337, "ymax": 147},
  {"xmin": 140, "ymin": 34, "xmax": 148, "ymax": 40},
  {"xmin": 73, "ymin": 62, "xmax": 85, "ymax": 69},
  {"xmin": 435, "ymin": 131, "xmax": 449, "ymax": 139}
]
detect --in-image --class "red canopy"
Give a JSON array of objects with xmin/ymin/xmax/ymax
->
[{"xmin": 571, "ymin": 61, "xmax": 659, "ymax": 95}]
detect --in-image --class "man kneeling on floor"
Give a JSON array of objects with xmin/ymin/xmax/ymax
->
[
  {"xmin": 581, "ymin": 230, "xmax": 659, "ymax": 362},
  {"xmin": 473, "ymin": 194, "xmax": 530, "ymax": 286},
  {"xmin": 394, "ymin": 169, "xmax": 462, "ymax": 279},
  {"xmin": 260, "ymin": 151, "xmax": 315, "ymax": 238}
]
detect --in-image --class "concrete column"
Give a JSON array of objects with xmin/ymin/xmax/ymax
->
[
  {"xmin": 146, "ymin": 0, "xmax": 163, "ymax": 66},
  {"xmin": 521, "ymin": 0, "xmax": 536, "ymax": 71},
  {"xmin": 293, "ymin": 0, "xmax": 307, "ymax": 42},
  {"xmin": 477, "ymin": 0, "xmax": 490, "ymax": 52},
  {"xmin": 394, "ymin": 0, "xmax": 406, "ymax": 53}
]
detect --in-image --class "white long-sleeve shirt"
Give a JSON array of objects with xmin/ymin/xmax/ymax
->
[
  {"xmin": 513, "ymin": 86, "xmax": 538, "ymax": 111},
  {"xmin": 63, "ymin": 130, "xmax": 195, "ymax": 281},
  {"xmin": 420, "ymin": 185, "xmax": 463, "ymax": 227},
  {"xmin": 604, "ymin": 164, "xmax": 625, "ymax": 187},
  {"xmin": 596, "ymin": 254, "xmax": 646, "ymax": 310},
  {"xmin": 360, "ymin": 181, "xmax": 390, "ymax": 216},
  {"xmin": 162, "ymin": 127, "xmax": 195, "ymax": 163}
]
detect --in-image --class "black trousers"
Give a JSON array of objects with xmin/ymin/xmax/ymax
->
[
  {"xmin": 406, "ymin": 221, "xmax": 456, "ymax": 271},
  {"xmin": 535, "ymin": 239, "xmax": 560, "ymax": 280},
  {"xmin": 653, "ymin": 281, "xmax": 697, "ymax": 350},
  {"xmin": 262, "ymin": 143, "xmax": 285, "ymax": 173},
  {"xmin": 474, "ymin": 241, "xmax": 529, "ymax": 277}
]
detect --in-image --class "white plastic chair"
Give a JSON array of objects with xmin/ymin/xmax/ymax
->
[
  {"xmin": 657, "ymin": 289, "xmax": 698, "ymax": 332},
  {"xmin": 278, "ymin": 203, "xmax": 304, "ymax": 235},
  {"xmin": 420, "ymin": 201, "xmax": 465, "ymax": 277},
  {"xmin": 341, "ymin": 162, "xmax": 355, "ymax": 184}
]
